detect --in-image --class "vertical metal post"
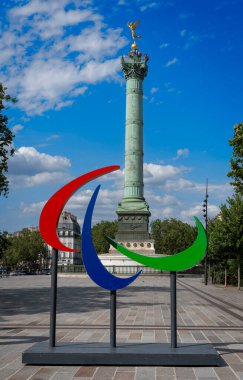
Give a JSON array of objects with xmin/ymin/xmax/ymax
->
[
  {"xmin": 49, "ymin": 248, "xmax": 58, "ymax": 348},
  {"xmin": 170, "ymin": 271, "xmax": 177, "ymax": 348},
  {"xmin": 203, "ymin": 178, "xmax": 209, "ymax": 286},
  {"xmin": 110, "ymin": 290, "xmax": 116, "ymax": 348}
]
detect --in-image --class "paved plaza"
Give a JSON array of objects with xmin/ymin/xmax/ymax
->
[{"xmin": 0, "ymin": 274, "xmax": 243, "ymax": 380}]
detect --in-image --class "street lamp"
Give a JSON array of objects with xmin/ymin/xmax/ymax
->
[{"xmin": 202, "ymin": 179, "xmax": 209, "ymax": 285}]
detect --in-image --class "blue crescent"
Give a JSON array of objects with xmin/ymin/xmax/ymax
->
[{"xmin": 81, "ymin": 185, "xmax": 142, "ymax": 291}]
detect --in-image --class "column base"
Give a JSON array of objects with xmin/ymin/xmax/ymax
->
[
  {"xmin": 110, "ymin": 208, "xmax": 154, "ymax": 255},
  {"xmin": 117, "ymin": 197, "xmax": 151, "ymax": 214},
  {"xmin": 109, "ymin": 239, "xmax": 155, "ymax": 255}
]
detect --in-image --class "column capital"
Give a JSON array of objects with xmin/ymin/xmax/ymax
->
[{"xmin": 121, "ymin": 54, "xmax": 148, "ymax": 81}]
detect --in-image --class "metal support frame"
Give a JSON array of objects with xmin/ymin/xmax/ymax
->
[
  {"xmin": 49, "ymin": 248, "xmax": 58, "ymax": 348},
  {"xmin": 110, "ymin": 290, "xmax": 117, "ymax": 347},
  {"xmin": 170, "ymin": 271, "xmax": 177, "ymax": 348},
  {"xmin": 203, "ymin": 179, "xmax": 209, "ymax": 286},
  {"xmin": 23, "ymin": 254, "xmax": 220, "ymax": 366}
]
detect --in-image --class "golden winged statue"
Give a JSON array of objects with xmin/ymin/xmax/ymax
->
[{"xmin": 128, "ymin": 20, "xmax": 142, "ymax": 49}]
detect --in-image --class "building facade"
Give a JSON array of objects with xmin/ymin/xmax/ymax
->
[{"xmin": 56, "ymin": 211, "xmax": 82, "ymax": 266}]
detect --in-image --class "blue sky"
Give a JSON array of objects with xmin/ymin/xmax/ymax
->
[{"xmin": 0, "ymin": 0, "xmax": 242, "ymax": 233}]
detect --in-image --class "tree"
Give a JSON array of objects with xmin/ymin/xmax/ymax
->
[
  {"xmin": 220, "ymin": 194, "xmax": 243, "ymax": 289},
  {"xmin": 0, "ymin": 231, "xmax": 9, "ymax": 262},
  {"xmin": 92, "ymin": 220, "xmax": 118, "ymax": 253},
  {"xmin": 228, "ymin": 122, "xmax": 243, "ymax": 195},
  {"xmin": 209, "ymin": 194, "xmax": 243, "ymax": 289},
  {"xmin": 150, "ymin": 218, "xmax": 197, "ymax": 255},
  {"xmin": 208, "ymin": 218, "xmax": 231, "ymax": 286},
  {"xmin": 2, "ymin": 229, "xmax": 48, "ymax": 270},
  {"xmin": 0, "ymin": 83, "xmax": 16, "ymax": 197}
]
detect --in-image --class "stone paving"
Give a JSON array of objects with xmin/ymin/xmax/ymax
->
[{"xmin": 0, "ymin": 275, "xmax": 243, "ymax": 380}]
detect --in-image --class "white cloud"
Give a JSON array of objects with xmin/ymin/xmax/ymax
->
[
  {"xmin": 55, "ymin": 100, "xmax": 74, "ymax": 111},
  {"xmin": 20, "ymin": 200, "xmax": 46, "ymax": 214},
  {"xmin": 150, "ymin": 87, "xmax": 159, "ymax": 94},
  {"xmin": 147, "ymin": 192, "xmax": 181, "ymax": 207},
  {"xmin": 184, "ymin": 34, "xmax": 201, "ymax": 50},
  {"xmin": 164, "ymin": 82, "xmax": 176, "ymax": 93},
  {"xmin": 180, "ymin": 204, "xmax": 220, "ymax": 223},
  {"xmin": 79, "ymin": 58, "xmax": 121, "ymax": 84},
  {"xmin": 175, "ymin": 148, "xmax": 189, "ymax": 159},
  {"xmin": 66, "ymin": 24, "xmax": 126, "ymax": 62},
  {"xmin": 71, "ymin": 86, "xmax": 88, "ymax": 97},
  {"xmin": 9, "ymin": 0, "xmax": 62, "ymax": 17},
  {"xmin": 0, "ymin": 1, "xmax": 128, "ymax": 115},
  {"xmin": 15, "ymin": 172, "xmax": 68, "ymax": 188},
  {"xmin": 180, "ymin": 29, "xmax": 187, "ymax": 37},
  {"xmin": 144, "ymin": 163, "xmax": 188, "ymax": 185},
  {"xmin": 9, "ymin": 147, "xmax": 70, "ymax": 175},
  {"xmin": 160, "ymin": 207, "xmax": 175, "ymax": 218},
  {"xmin": 8, "ymin": 146, "xmax": 71, "ymax": 188},
  {"xmin": 164, "ymin": 178, "xmax": 195, "ymax": 192},
  {"xmin": 165, "ymin": 57, "xmax": 178, "ymax": 67},
  {"xmin": 140, "ymin": 2, "xmax": 160, "ymax": 12},
  {"xmin": 160, "ymin": 42, "xmax": 169, "ymax": 49},
  {"xmin": 12, "ymin": 124, "xmax": 24, "ymax": 134},
  {"xmin": 46, "ymin": 134, "xmax": 61, "ymax": 141}
]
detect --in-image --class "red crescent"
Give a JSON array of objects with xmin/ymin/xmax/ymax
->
[{"xmin": 39, "ymin": 166, "xmax": 120, "ymax": 251}]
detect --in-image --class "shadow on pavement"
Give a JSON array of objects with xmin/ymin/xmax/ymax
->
[{"xmin": 0, "ymin": 284, "xmax": 179, "ymax": 320}]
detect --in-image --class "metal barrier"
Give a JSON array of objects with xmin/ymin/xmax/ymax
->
[{"xmin": 57, "ymin": 264, "xmax": 203, "ymax": 275}]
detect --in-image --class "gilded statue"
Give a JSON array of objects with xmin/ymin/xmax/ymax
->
[{"xmin": 128, "ymin": 20, "xmax": 142, "ymax": 49}]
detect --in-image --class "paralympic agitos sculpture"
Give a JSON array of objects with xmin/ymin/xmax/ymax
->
[
  {"xmin": 22, "ymin": 19, "xmax": 220, "ymax": 366},
  {"xmin": 39, "ymin": 165, "xmax": 207, "ymax": 290},
  {"xmin": 22, "ymin": 165, "xmax": 220, "ymax": 366}
]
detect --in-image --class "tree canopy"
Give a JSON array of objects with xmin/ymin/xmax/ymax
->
[
  {"xmin": 208, "ymin": 194, "xmax": 243, "ymax": 287},
  {"xmin": 150, "ymin": 218, "xmax": 197, "ymax": 255},
  {"xmin": 92, "ymin": 220, "xmax": 118, "ymax": 254},
  {"xmin": 1, "ymin": 229, "xmax": 48, "ymax": 270},
  {"xmin": 219, "ymin": 194, "xmax": 243, "ymax": 257},
  {"xmin": 0, "ymin": 231, "xmax": 9, "ymax": 261},
  {"xmin": 0, "ymin": 83, "xmax": 16, "ymax": 197},
  {"xmin": 228, "ymin": 122, "xmax": 243, "ymax": 195}
]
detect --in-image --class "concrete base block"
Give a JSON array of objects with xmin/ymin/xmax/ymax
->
[{"xmin": 22, "ymin": 341, "xmax": 221, "ymax": 366}]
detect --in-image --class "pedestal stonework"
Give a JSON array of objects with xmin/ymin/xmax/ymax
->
[{"xmin": 110, "ymin": 52, "xmax": 154, "ymax": 255}]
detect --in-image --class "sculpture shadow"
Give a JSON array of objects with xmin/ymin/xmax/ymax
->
[
  {"xmin": 0, "ymin": 335, "xmax": 47, "ymax": 346},
  {"xmin": 0, "ymin": 283, "xmax": 177, "ymax": 321}
]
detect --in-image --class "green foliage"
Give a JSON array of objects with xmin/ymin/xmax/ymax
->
[
  {"xmin": 208, "ymin": 218, "xmax": 230, "ymax": 264},
  {"xmin": 208, "ymin": 194, "xmax": 243, "ymax": 286},
  {"xmin": 0, "ymin": 83, "xmax": 16, "ymax": 197},
  {"xmin": 220, "ymin": 194, "xmax": 243, "ymax": 255},
  {"xmin": 0, "ymin": 231, "xmax": 9, "ymax": 260},
  {"xmin": 2, "ymin": 229, "xmax": 48, "ymax": 269},
  {"xmin": 228, "ymin": 122, "xmax": 243, "ymax": 195},
  {"xmin": 209, "ymin": 194, "xmax": 243, "ymax": 261},
  {"xmin": 227, "ymin": 259, "xmax": 238, "ymax": 285},
  {"xmin": 150, "ymin": 218, "xmax": 197, "ymax": 254},
  {"xmin": 92, "ymin": 220, "xmax": 118, "ymax": 253}
]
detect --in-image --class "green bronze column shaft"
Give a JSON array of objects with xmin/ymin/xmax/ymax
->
[
  {"xmin": 115, "ymin": 53, "xmax": 151, "ymax": 242},
  {"xmin": 124, "ymin": 76, "xmax": 144, "ymax": 199},
  {"xmin": 117, "ymin": 54, "xmax": 150, "ymax": 215}
]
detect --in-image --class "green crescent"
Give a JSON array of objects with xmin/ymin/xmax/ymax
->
[{"xmin": 106, "ymin": 217, "xmax": 207, "ymax": 271}]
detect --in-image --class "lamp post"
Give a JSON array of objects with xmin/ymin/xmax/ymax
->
[{"xmin": 202, "ymin": 179, "xmax": 209, "ymax": 285}]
